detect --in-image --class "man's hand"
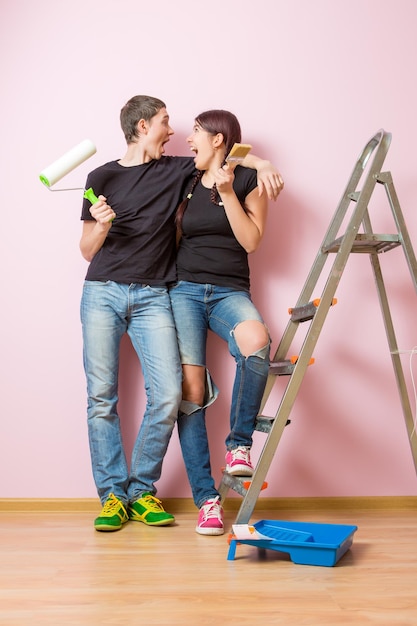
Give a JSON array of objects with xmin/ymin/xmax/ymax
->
[
  {"xmin": 89, "ymin": 196, "xmax": 116, "ymax": 225},
  {"xmin": 256, "ymin": 162, "xmax": 284, "ymax": 201}
]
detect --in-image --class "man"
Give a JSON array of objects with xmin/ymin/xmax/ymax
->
[{"xmin": 79, "ymin": 95, "xmax": 283, "ymax": 531}]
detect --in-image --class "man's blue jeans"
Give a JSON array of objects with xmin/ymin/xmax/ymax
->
[
  {"xmin": 170, "ymin": 281, "xmax": 270, "ymax": 508},
  {"xmin": 81, "ymin": 281, "xmax": 182, "ymax": 506}
]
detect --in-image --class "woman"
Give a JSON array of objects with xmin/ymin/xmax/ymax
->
[{"xmin": 170, "ymin": 110, "xmax": 283, "ymax": 535}]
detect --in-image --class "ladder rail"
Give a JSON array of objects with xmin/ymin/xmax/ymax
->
[
  {"xmin": 233, "ymin": 218, "xmax": 372, "ymax": 523},
  {"xmin": 377, "ymin": 172, "xmax": 417, "ymax": 293},
  {"xmin": 361, "ymin": 194, "xmax": 417, "ymax": 472},
  {"xmin": 367, "ymin": 247, "xmax": 417, "ymax": 472}
]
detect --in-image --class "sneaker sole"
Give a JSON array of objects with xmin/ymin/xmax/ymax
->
[
  {"xmin": 94, "ymin": 523, "xmax": 125, "ymax": 532},
  {"xmin": 195, "ymin": 526, "xmax": 225, "ymax": 536},
  {"xmin": 226, "ymin": 464, "xmax": 254, "ymax": 476}
]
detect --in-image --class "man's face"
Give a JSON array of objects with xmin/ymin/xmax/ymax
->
[{"xmin": 145, "ymin": 108, "xmax": 174, "ymax": 159}]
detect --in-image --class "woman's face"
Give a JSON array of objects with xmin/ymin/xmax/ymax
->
[{"xmin": 186, "ymin": 122, "xmax": 223, "ymax": 170}]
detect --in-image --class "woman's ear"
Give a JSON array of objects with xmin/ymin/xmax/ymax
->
[{"xmin": 212, "ymin": 132, "xmax": 224, "ymax": 148}]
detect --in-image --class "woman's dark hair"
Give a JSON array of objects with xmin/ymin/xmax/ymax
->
[
  {"xmin": 194, "ymin": 109, "xmax": 241, "ymax": 161},
  {"xmin": 176, "ymin": 110, "xmax": 242, "ymax": 234}
]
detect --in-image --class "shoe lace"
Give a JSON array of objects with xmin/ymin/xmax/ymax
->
[
  {"xmin": 141, "ymin": 494, "xmax": 164, "ymax": 512},
  {"xmin": 102, "ymin": 493, "xmax": 123, "ymax": 515},
  {"xmin": 232, "ymin": 446, "xmax": 251, "ymax": 462},
  {"xmin": 201, "ymin": 497, "xmax": 222, "ymax": 522}
]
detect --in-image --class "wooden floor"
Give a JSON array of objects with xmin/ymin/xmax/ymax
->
[{"xmin": 1, "ymin": 499, "xmax": 416, "ymax": 625}]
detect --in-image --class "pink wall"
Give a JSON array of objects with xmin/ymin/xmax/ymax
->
[{"xmin": 1, "ymin": 0, "xmax": 417, "ymax": 500}]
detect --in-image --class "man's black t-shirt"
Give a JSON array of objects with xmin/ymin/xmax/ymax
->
[{"xmin": 81, "ymin": 156, "xmax": 195, "ymax": 284}]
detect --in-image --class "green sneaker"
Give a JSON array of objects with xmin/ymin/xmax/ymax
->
[
  {"xmin": 94, "ymin": 493, "xmax": 129, "ymax": 532},
  {"xmin": 128, "ymin": 493, "xmax": 175, "ymax": 526}
]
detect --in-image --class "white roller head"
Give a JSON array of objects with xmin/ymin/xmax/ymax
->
[{"xmin": 39, "ymin": 139, "xmax": 96, "ymax": 187}]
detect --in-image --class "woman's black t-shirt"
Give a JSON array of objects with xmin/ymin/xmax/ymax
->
[{"xmin": 176, "ymin": 166, "xmax": 258, "ymax": 291}]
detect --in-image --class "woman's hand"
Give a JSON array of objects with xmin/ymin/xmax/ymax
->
[{"xmin": 214, "ymin": 163, "xmax": 235, "ymax": 195}]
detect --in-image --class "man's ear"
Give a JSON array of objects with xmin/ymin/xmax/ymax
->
[{"xmin": 137, "ymin": 118, "xmax": 149, "ymax": 135}]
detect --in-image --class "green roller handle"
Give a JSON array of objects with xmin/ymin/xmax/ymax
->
[
  {"xmin": 84, "ymin": 187, "xmax": 99, "ymax": 204},
  {"xmin": 84, "ymin": 186, "xmax": 114, "ymax": 222}
]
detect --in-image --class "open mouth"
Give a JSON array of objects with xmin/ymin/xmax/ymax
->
[{"xmin": 160, "ymin": 139, "xmax": 170, "ymax": 154}]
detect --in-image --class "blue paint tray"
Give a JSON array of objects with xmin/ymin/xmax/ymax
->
[{"xmin": 227, "ymin": 520, "xmax": 358, "ymax": 566}]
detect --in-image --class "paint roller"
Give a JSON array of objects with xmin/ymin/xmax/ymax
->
[{"xmin": 39, "ymin": 139, "xmax": 99, "ymax": 204}]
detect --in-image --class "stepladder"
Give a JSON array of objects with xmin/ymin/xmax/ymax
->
[{"xmin": 218, "ymin": 129, "xmax": 417, "ymax": 525}]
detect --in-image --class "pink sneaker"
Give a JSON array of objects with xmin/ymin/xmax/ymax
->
[
  {"xmin": 196, "ymin": 497, "xmax": 224, "ymax": 535},
  {"xmin": 225, "ymin": 446, "xmax": 254, "ymax": 476}
]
